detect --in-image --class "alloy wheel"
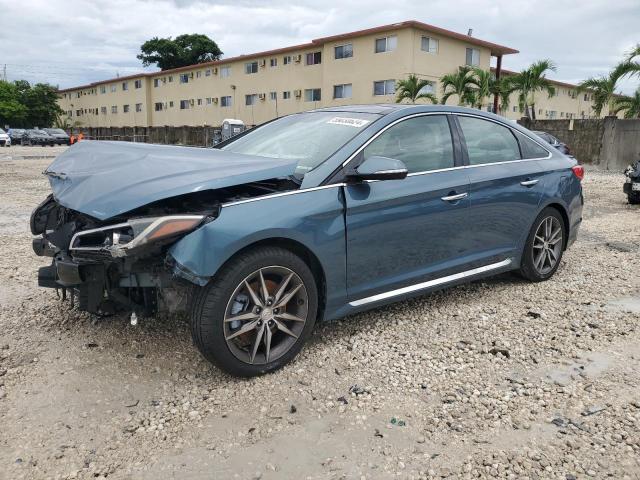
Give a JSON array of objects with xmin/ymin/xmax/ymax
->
[
  {"xmin": 223, "ymin": 266, "xmax": 308, "ymax": 365},
  {"xmin": 532, "ymin": 216, "xmax": 563, "ymax": 275}
]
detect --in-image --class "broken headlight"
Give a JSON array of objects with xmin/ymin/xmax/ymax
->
[{"xmin": 69, "ymin": 215, "xmax": 205, "ymax": 257}]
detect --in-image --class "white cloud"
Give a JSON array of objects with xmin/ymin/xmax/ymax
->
[{"xmin": 0, "ymin": 0, "xmax": 638, "ymax": 93}]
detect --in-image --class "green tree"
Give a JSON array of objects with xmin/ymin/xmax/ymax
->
[
  {"xmin": 395, "ymin": 74, "xmax": 438, "ymax": 104},
  {"xmin": 612, "ymin": 88, "xmax": 640, "ymax": 118},
  {"xmin": 137, "ymin": 34, "xmax": 223, "ymax": 70},
  {"xmin": 578, "ymin": 62, "xmax": 637, "ymax": 117},
  {"xmin": 0, "ymin": 81, "xmax": 27, "ymax": 127},
  {"xmin": 0, "ymin": 80, "xmax": 61, "ymax": 128},
  {"xmin": 469, "ymin": 67, "xmax": 494, "ymax": 109},
  {"xmin": 440, "ymin": 66, "xmax": 477, "ymax": 106},
  {"xmin": 504, "ymin": 59, "xmax": 556, "ymax": 119}
]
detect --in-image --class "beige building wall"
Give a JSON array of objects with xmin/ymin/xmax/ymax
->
[{"xmin": 57, "ymin": 21, "xmax": 516, "ymax": 129}]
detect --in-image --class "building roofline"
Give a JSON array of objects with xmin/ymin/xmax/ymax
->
[
  {"xmin": 58, "ymin": 20, "xmax": 518, "ymax": 93},
  {"xmin": 493, "ymin": 67, "xmax": 586, "ymax": 90}
]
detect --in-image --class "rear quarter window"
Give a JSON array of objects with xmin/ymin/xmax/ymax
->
[{"xmin": 515, "ymin": 131, "xmax": 551, "ymax": 159}]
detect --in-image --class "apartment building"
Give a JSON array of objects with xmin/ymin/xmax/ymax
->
[
  {"xmin": 493, "ymin": 69, "xmax": 608, "ymax": 121},
  {"xmin": 57, "ymin": 20, "xmax": 517, "ymax": 127},
  {"xmin": 57, "ymin": 20, "xmax": 607, "ymax": 128}
]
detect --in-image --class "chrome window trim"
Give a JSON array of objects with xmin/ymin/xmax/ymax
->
[
  {"xmin": 349, "ymin": 258, "xmax": 513, "ymax": 307},
  {"xmin": 221, "ymin": 183, "xmax": 346, "ymax": 208}
]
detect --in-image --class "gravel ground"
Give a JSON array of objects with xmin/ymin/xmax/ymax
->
[{"xmin": 0, "ymin": 155, "xmax": 639, "ymax": 480}]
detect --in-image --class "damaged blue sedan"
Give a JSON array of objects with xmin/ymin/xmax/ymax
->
[{"xmin": 31, "ymin": 105, "xmax": 584, "ymax": 376}]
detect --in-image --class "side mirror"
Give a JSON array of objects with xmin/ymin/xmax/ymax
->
[{"xmin": 347, "ymin": 156, "xmax": 408, "ymax": 181}]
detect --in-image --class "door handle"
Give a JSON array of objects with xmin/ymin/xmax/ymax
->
[
  {"xmin": 441, "ymin": 192, "xmax": 468, "ymax": 202},
  {"xmin": 520, "ymin": 179, "xmax": 539, "ymax": 187}
]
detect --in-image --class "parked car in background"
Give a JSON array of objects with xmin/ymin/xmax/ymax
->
[
  {"xmin": 23, "ymin": 129, "xmax": 55, "ymax": 146},
  {"xmin": 31, "ymin": 105, "xmax": 584, "ymax": 377},
  {"xmin": 0, "ymin": 128, "xmax": 10, "ymax": 147},
  {"xmin": 8, "ymin": 129, "xmax": 26, "ymax": 144},
  {"xmin": 533, "ymin": 131, "xmax": 571, "ymax": 156},
  {"xmin": 623, "ymin": 160, "xmax": 640, "ymax": 204},
  {"xmin": 43, "ymin": 128, "xmax": 71, "ymax": 145}
]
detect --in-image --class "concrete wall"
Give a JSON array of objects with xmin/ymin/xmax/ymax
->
[{"xmin": 518, "ymin": 117, "xmax": 640, "ymax": 170}]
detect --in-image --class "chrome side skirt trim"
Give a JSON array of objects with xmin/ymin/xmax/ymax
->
[{"xmin": 348, "ymin": 258, "xmax": 513, "ymax": 307}]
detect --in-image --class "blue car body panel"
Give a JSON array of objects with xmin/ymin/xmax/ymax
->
[
  {"xmin": 167, "ymin": 106, "xmax": 582, "ymax": 322},
  {"xmin": 44, "ymin": 140, "xmax": 298, "ymax": 220}
]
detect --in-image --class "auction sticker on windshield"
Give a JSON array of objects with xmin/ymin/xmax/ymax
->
[{"xmin": 327, "ymin": 117, "xmax": 370, "ymax": 128}]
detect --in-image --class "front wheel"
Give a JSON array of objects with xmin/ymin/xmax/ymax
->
[
  {"xmin": 191, "ymin": 247, "xmax": 318, "ymax": 377},
  {"xmin": 519, "ymin": 207, "xmax": 566, "ymax": 282},
  {"xmin": 628, "ymin": 192, "xmax": 640, "ymax": 205}
]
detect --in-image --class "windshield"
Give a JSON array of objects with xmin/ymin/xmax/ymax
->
[
  {"xmin": 0, "ymin": 128, "xmax": 5, "ymax": 134},
  {"xmin": 221, "ymin": 111, "xmax": 379, "ymax": 177}
]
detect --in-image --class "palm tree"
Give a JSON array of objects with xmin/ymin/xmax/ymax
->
[
  {"xmin": 505, "ymin": 59, "xmax": 557, "ymax": 119},
  {"xmin": 626, "ymin": 43, "xmax": 640, "ymax": 62},
  {"xmin": 469, "ymin": 68, "xmax": 492, "ymax": 109},
  {"xmin": 579, "ymin": 62, "xmax": 637, "ymax": 117},
  {"xmin": 493, "ymin": 76, "xmax": 515, "ymax": 114},
  {"xmin": 395, "ymin": 74, "xmax": 438, "ymax": 104},
  {"xmin": 612, "ymin": 88, "xmax": 640, "ymax": 118},
  {"xmin": 440, "ymin": 66, "xmax": 477, "ymax": 106}
]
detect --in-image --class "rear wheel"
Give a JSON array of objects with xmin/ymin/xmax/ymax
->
[
  {"xmin": 191, "ymin": 247, "xmax": 318, "ymax": 377},
  {"xmin": 628, "ymin": 192, "xmax": 640, "ymax": 205},
  {"xmin": 519, "ymin": 207, "xmax": 566, "ymax": 282}
]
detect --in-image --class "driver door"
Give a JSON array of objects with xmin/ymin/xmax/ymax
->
[{"xmin": 344, "ymin": 114, "xmax": 472, "ymax": 305}]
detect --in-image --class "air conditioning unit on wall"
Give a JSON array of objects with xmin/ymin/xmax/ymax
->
[
  {"xmin": 258, "ymin": 93, "xmax": 266, "ymax": 100},
  {"xmin": 294, "ymin": 89, "xmax": 302, "ymax": 98},
  {"xmin": 212, "ymin": 97, "xmax": 219, "ymax": 104},
  {"xmin": 189, "ymin": 99, "xmax": 195, "ymax": 106},
  {"xmin": 294, "ymin": 55, "xmax": 302, "ymax": 63},
  {"xmin": 259, "ymin": 59, "xmax": 266, "ymax": 67},
  {"xmin": 213, "ymin": 67, "xmax": 218, "ymax": 75}
]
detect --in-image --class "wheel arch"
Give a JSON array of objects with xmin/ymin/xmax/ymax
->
[
  {"xmin": 540, "ymin": 201, "xmax": 571, "ymax": 250},
  {"xmin": 213, "ymin": 237, "xmax": 328, "ymax": 321}
]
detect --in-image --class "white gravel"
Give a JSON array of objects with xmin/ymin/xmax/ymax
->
[{"xmin": 0, "ymin": 157, "xmax": 638, "ymax": 480}]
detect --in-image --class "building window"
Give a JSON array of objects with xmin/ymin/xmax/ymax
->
[
  {"xmin": 153, "ymin": 78, "xmax": 160, "ymax": 88},
  {"xmin": 122, "ymin": 82, "xmax": 128, "ymax": 91},
  {"xmin": 100, "ymin": 106, "xmax": 107, "ymax": 114},
  {"xmin": 270, "ymin": 58, "xmax": 277, "ymax": 67},
  {"xmin": 206, "ymin": 97, "xmax": 212, "ymax": 105},
  {"xmin": 513, "ymin": 106, "xmax": 517, "ymax": 112},
  {"xmin": 245, "ymin": 62, "xmax": 258, "ymax": 74},
  {"xmin": 334, "ymin": 44, "xmax": 353, "ymax": 59},
  {"xmin": 179, "ymin": 73, "xmax": 189, "ymax": 84},
  {"xmin": 373, "ymin": 80, "xmax": 395, "ymax": 96},
  {"xmin": 123, "ymin": 104, "xmax": 130, "ymax": 113},
  {"xmin": 421, "ymin": 36, "xmax": 439, "ymax": 54},
  {"xmin": 375, "ymin": 35, "xmax": 397, "ymax": 53},
  {"xmin": 304, "ymin": 88, "xmax": 321, "ymax": 102},
  {"xmin": 221, "ymin": 96, "xmax": 232, "ymax": 107},
  {"xmin": 283, "ymin": 91, "xmax": 291, "ymax": 99},
  {"xmin": 154, "ymin": 102, "xmax": 163, "ymax": 111},
  {"xmin": 418, "ymin": 83, "xmax": 435, "ymax": 95},
  {"xmin": 76, "ymin": 109, "xmax": 82, "ymax": 116},
  {"xmin": 205, "ymin": 69, "xmax": 211, "ymax": 77},
  {"xmin": 220, "ymin": 66, "xmax": 231, "ymax": 78},
  {"xmin": 169, "ymin": 101, "xmax": 174, "ymax": 107},
  {"xmin": 269, "ymin": 91, "xmax": 277, "ymax": 101},
  {"xmin": 134, "ymin": 79, "xmax": 142, "ymax": 89},
  {"xmin": 465, "ymin": 48, "xmax": 480, "ymax": 66},
  {"xmin": 283, "ymin": 55, "xmax": 292, "ymax": 65},
  {"xmin": 197, "ymin": 98, "xmax": 203, "ymax": 106},
  {"xmin": 100, "ymin": 85, "xmax": 106, "ymax": 94},
  {"xmin": 306, "ymin": 51, "xmax": 322, "ymax": 65},
  {"xmin": 168, "ymin": 76, "xmax": 173, "ymax": 83},
  {"xmin": 245, "ymin": 94, "xmax": 258, "ymax": 105},
  {"xmin": 179, "ymin": 99, "xmax": 189, "ymax": 109},
  {"xmin": 111, "ymin": 105, "xmax": 117, "ymax": 114},
  {"xmin": 196, "ymin": 71, "xmax": 201, "ymax": 78},
  {"xmin": 110, "ymin": 84, "xmax": 117, "ymax": 92},
  {"xmin": 333, "ymin": 83, "xmax": 352, "ymax": 99},
  {"xmin": 135, "ymin": 103, "xmax": 142, "ymax": 112}
]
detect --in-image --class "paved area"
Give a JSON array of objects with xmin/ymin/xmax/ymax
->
[{"xmin": 0, "ymin": 157, "xmax": 638, "ymax": 479}]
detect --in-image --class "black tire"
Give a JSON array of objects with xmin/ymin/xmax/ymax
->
[
  {"xmin": 519, "ymin": 207, "xmax": 566, "ymax": 282},
  {"xmin": 190, "ymin": 246, "xmax": 318, "ymax": 377},
  {"xmin": 628, "ymin": 192, "xmax": 640, "ymax": 205}
]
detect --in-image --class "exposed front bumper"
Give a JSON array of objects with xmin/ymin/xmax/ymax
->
[{"xmin": 623, "ymin": 181, "xmax": 639, "ymax": 195}]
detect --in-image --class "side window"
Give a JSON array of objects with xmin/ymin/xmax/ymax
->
[
  {"xmin": 515, "ymin": 131, "xmax": 550, "ymax": 159},
  {"xmin": 458, "ymin": 116, "xmax": 521, "ymax": 165},
  {"xmin": 363, "ymin": 115, "xmax": 454, "ymax": 173}
]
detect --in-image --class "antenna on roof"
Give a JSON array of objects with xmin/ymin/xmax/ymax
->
[{"xmin": 467, "ymin": 28, "xmax": 473, "ymax": 36}]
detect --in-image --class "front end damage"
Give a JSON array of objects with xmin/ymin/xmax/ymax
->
[{"xmin": 31, "ymin": 178, "xmax": 298, "ymax": 316}]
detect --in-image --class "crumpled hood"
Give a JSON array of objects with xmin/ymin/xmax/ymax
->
[{"xmin": 45, "ymin": 140, "xmax": 298, "ymax": 220}]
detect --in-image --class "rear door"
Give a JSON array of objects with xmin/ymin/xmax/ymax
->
[
  {"xmin": 455, "ymin": 115, "xmax": 548, "ymax": 264},
  {"xmin": 344, "ymin": 114, "xmax": 473, "ymax": 304}
]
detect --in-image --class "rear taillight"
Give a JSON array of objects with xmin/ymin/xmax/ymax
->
[{"xmin": 572, "ymin": 165, "xmax": 584, "ymax": 181}]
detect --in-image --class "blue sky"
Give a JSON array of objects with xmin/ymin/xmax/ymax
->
[{"xmin": 0, "ymin": 0, "xmax": 638, "ymax": 93}]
